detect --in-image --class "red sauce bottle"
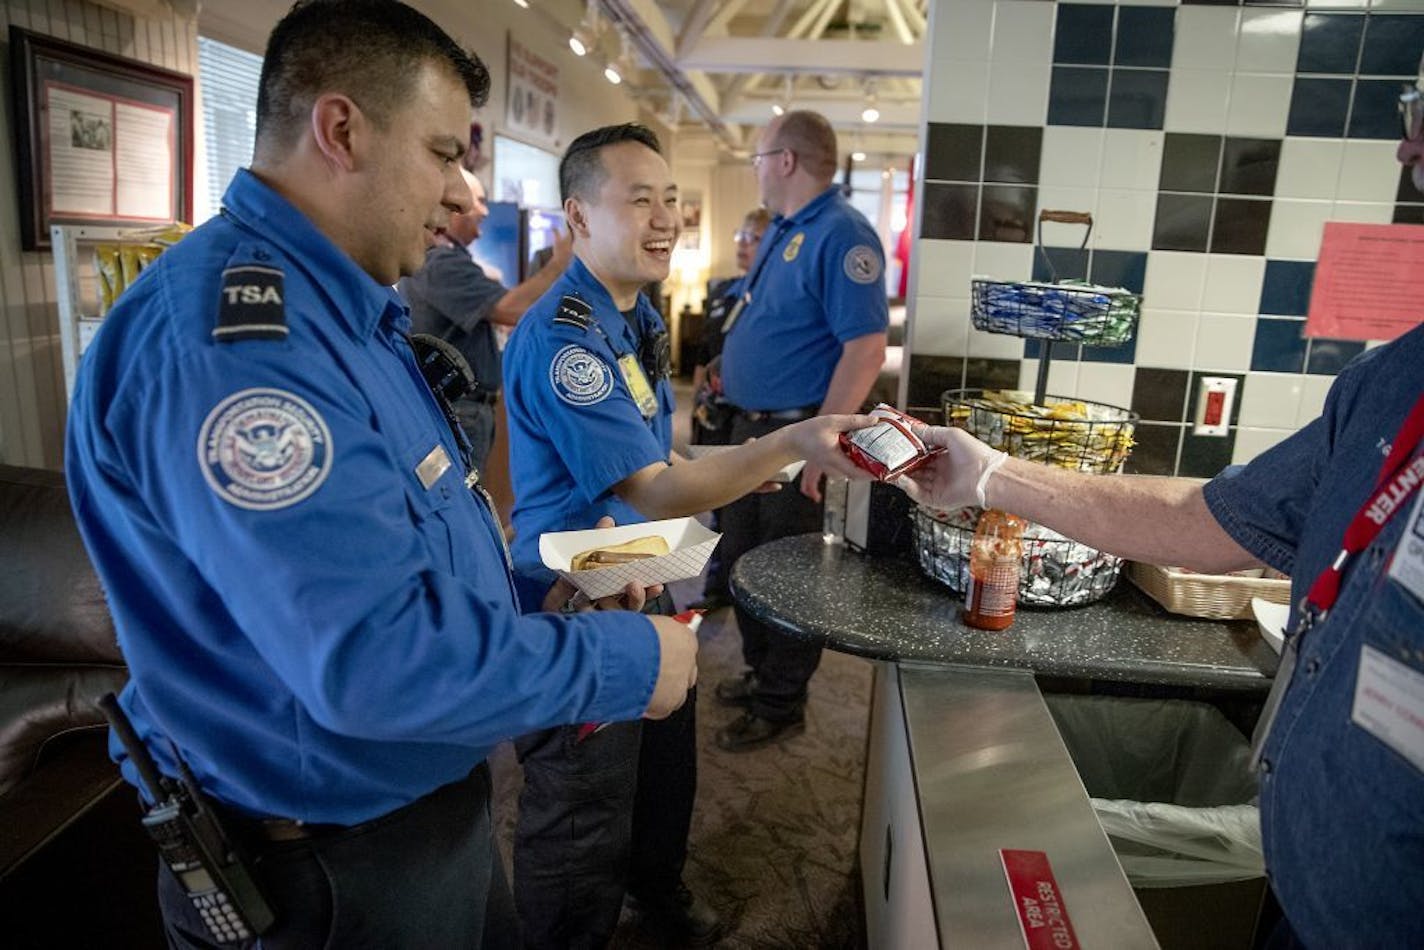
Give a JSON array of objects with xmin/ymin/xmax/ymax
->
[{"xmin": 963, "ymin": 509, "xmax": 1026, "ymax": 631}]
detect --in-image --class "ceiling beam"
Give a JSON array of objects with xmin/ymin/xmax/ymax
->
[
  {"xmin": 718, "ymin": 98, "xmax": 920, "ymax": 131},
  {"xmin": 883, "ymin": 0, "xmax": 914, "ymax": 45},
  {"xmin": 679, "ymin": 37, "xmax": 924, "ymax": 76},
  {"xmin": 675, "ymin": 0, "xmax": 721, "ymax": 58}
]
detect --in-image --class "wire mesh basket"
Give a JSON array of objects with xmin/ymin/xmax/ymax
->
[
  {"xmin": 970, "ymin": 277, "xmax": 1140, "ymax": 345},
  {"xmin": 912, "ymin": 504, "xmax": 1124, "ymax": 608},
  {"xmin": 944, "ymin": 389, "xmax": 1138, "ymax": 474}
]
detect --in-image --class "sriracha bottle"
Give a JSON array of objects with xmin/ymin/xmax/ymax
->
[{"xmin": 963, "ymin": 509, "xmax": 1025, "ymax": 631}]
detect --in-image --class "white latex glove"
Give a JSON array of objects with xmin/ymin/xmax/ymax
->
[{"xmin": 892, "ymin": 425, "xmax": 1007, "ymax": 510}]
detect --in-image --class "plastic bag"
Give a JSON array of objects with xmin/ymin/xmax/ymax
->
[{"xmin": 1093, "ymin": 800, "xmax": 1262, "ymax": 887}]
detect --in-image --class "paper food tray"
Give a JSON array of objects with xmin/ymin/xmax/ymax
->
[
  {"xmin": 540, "ymin": 517, "xmax": 721, "ymax": 601},
  {"xmin": 682, "ymin": 444, "xmax": 806, "ymax": 483}
]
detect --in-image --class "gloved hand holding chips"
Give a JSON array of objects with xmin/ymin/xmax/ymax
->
[{"xmin": 838, "ymin": 404, "xmax": 946, "ymax": 480}]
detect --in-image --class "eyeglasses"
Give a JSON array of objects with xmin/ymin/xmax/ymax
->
[
  {"xmin": 1402, "ymin": 86, "xmax": 1424, "ymax": 140},
  {"xmin": 749, "ymin": 148, "xmax": 789, "ymax": 167},
  {"xmin": 733, "ymin": 229, "xmax": 764, "ymax": 244}
]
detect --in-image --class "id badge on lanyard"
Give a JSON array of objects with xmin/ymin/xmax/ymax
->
[{"xmin": 618, "ymin": 353, "xmax": 659, "ymax": 419}]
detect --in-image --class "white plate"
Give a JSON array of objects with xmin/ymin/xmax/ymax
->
[
  {"xmin": 1251, "ymin": 597, "xmax": 1290, "ymax": 655},
  {"xmin": 540, "ymin": 517, "xmax": 721, "ymax": 601},
  {"xmin": 681, "ymin": 444, "xmax": 806, "ymax": 483}
]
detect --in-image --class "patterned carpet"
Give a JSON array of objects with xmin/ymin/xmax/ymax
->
[{"xmin": 488, "ymin": 600, "xmax": 874, "ymax": 949}]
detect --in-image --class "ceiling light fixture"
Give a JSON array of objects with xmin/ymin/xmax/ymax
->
[
  {"xmin": 861, "ymin": 77, "xmax": 880, "ymax": 124},
  {"xmin": 569, "ymin": 0, "xmax": 598, "ymax": 57},
  {"xmin": 771, "ymin": 103, "xmax": 785, "ymax": 116},
  {"xmin": 512, "ymin": 0, "xmax": 529, "ymax": 8},
  {"xmin": 852, "ymin": 150, "xmax": 867, "ymax": 162}
]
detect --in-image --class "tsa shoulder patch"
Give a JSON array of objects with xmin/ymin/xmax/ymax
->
[
  {"xmin": 198, "ymin": 388, "xmax": 333, "ymax": 510},
  {"xmin": 843, "ymin": 244, "xmax": 882, "ymax": 285},
  {"xmin": 213, "ymin": 264, "xmax": 287, "ymax": 342},
  {"xmin": 549, "ymin": 344, "xmax": 613, "ymax": 406},
  {"xmin": 553, "ymin": 294, "xmax": 594, "ymax": 331}
]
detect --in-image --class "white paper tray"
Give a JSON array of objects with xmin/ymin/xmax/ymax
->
[
  {"xmin": 539, "ymin": 516, "xmax": 721, "ymax": 601},
  {"xmin": 681, "ymin": 444, "xmax": 806, "ymax": 483}
]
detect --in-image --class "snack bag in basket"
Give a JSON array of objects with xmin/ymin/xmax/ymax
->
[{"xmin": 839, "ymin": 404, "xmax": 944, "ymax": 480}]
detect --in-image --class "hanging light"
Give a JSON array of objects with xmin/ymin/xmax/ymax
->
[
  {"xmin": 771, "ymin": 103, "xmax": 785, "ymax": 116},
  {"xmin": 861, "ymin": 77, "xmax": 880, "ymax": 123},
  {"xmin": 570, "ymin": 0, "xmax": 598, "ymax": 56},
  {"xmin": 852, "ymin": 150, "xmax": 867, "ymax": 162},
  {"xmin": 604, "ymin": 61, "xmax": 623, "ymax": 84},
  {"xmin": 773, "ymin": 74, "xmax": 792, "ymax": 118},
  {"xmin": 512, "ymin": 0, "xmax": 529, "ymax": 8}
]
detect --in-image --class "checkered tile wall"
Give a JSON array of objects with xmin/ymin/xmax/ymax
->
[{"xmin": 905, "ymin": 0, "xmax": 1424, "ymax": 477}]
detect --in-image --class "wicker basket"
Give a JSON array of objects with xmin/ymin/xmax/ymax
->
[
  {"xmin": 1127, "ymin": 562, "xmax": 1291, "ymax": 620},
  {"xmin": 944, "ymin": 389, "xmax": 1138, "ymax": 474}
]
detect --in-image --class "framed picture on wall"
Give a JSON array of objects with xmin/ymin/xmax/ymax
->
[{"xmin": 9, "ymin": 27, "xmax": 194, "ymax": 250}]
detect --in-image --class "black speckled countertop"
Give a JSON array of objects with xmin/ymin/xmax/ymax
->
[{"xmin": 730, "ymin": 534, "xmax": 1278, "ymax": 692}]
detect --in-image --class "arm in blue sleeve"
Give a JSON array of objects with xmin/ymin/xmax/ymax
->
[{"xmin": 820, "ymin": 223, "xmax": 891, "ymax": 342}]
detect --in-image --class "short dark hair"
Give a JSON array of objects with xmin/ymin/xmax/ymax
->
[
  {"xmin": 256, "ymin": 0, "xmax": 490, "ymax": 154},
  {"xmin": 560, "ymin": 124, "xmax": 663, "ymax": 203}
]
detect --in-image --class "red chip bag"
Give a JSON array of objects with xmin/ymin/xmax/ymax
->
[{"xmin": 838, "ymin": 404, "xmax": 945, "ymax": 480}]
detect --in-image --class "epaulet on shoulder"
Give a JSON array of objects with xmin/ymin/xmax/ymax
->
[
  {"xmin": 552, "ymin": 294, "xmax": 594, "ymax": 332},
  {"xmin": 212, "ymin": 257, "xmax": 288, "ymax": 343}
]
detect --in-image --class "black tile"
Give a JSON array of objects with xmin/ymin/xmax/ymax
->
[
  {"xmin": 1211, "ymin": 198, "xmax": 1272, "ymax": 255},
  {"xmin": 906, "ymin": 354, "xmax": 966, "ymax": 407},
  {"xmin": 1260, "ymin": 260, "xmax": 1315, "ymax": 316},
  {"xmin": 1179, "ymin": 430, "xmax": 1237, "ymax": 479},
  {"xmin": 1080, "ymin": 336, "xmax": 1138, "ymax": 364},
  {"xmin": 1286, "ymin": 78, "xmax": 1352, "ymax": 137},
  {"xmin": 1160, "ymin": 134, "xmax": 1222, "ymax": 193},
  {"xmin": 1188, "ymin": 370, "xmax": 1246, "ymax": 427},
  {"xmin": 984, "ymin": 126, "xmax": 1044, "ymax": 185},
  {"xmin": 1219, "ymin": 138, "xmax": 1281, "ymax": 196},
  {"xmin": 1048, "ymin": 67, "xmax": 1110, "ymax": 127},
  {"xmin": 1124, "ymin": 423, "xmax": 1183, "ymax": 477},
  {"xmin": 1089, "ymin": 250, "xmax": 1148, "ymax": 294},
  {"xmin": 1152, "ymin": 194, "xmax": 1214, "ymax": 252},
  {"xmin": 1115, "ymin": 8, "xmax": 1176, "ymax": 69},
  {"xmin": 1398, "ymin": 165, "xmax": 1424, "ymax": 203},
  {"xmin": 1031, "ymin": 246, "xmax": 1090, "ymax": 283},
  {"xmin": 921, "ymin": 183, "xmax": 980, "ymax": 241},
  {"xmin": 1244, "ymin": 0, "xmax": 1303, "ymax": 6},
  {"xmin": 1360, "ymin": 14, "xmax": 1424, "ymax": 77},
  {"xmin": 1251, "ymin": 317, "xmax": 1309, "ymax": 372},
  {"xmin": 1023, "ymin": 340, "xmax": 1083, "ymax": 361},
  {"xmin": 1132, "ymin": 368, "xmax": 1191, "ymax": 423},
  {"xmin": 1183, "ymin": 0, "xmax": 1240, "ymax": 5},
  {"xmin": 1297, "ymin": 13, "xmax": 1366, "ymax": 75},
  {"xmin": 1395, "ymin": 204, "xmax": 1424, "ymax": 225},
  {"xmin": 963, "ymin": 358, "xmax": 1023, "ymax": 391},
  {"xmin": 979, "ymin": 185, "xmax": 1038, "ymax": 243},
  {"xmin": 1351, "ymin": 79, "xmax": 1409, "ymax": 140},
  {"xmin": 1055, "ymin": 4, "xmax": 1115, "ymax": 66},
  {"xmin": 1107, "ymin": 69, "xmax": 1169, "ymax": 130},
  {"xmin": 1306, "ymin": 338, "xmax": 1366, "ymax": 375},
  {"xmin": 924, "ymin": 123, "xmax": 984, "ymax": 182}
]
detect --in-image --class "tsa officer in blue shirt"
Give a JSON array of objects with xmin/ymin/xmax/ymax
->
[
  {"xmin": 63, "ymin": 4, "xmax": 696, "ymax": 948},
  {"xmin": 715, "ymin": 111, "xmax": 889, "ymax": 752},
  {"xmin": 502, "ymin": 123, "xmax": 872, "ymax": 947},
  {"xmin": 898, "ymin": 76, "xmax": 1424, "ymax": 942}
]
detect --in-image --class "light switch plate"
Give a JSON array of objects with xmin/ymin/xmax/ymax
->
[{"xmin": 1193, "ymin": 376, "xmax": 1237, "ymax": 437}]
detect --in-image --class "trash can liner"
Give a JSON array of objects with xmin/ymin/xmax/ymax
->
[{"xmin": 1092, "ymin": 799, "xmax": 1263, "ymax": 887}]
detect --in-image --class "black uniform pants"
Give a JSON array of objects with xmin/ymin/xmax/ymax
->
[
  {"xmin": 158, "ymin": 763, "xmax": 517, "ymax": 949},
  {"xmin": 720, "ymin": 414, "xmax": 825, "ymax": 721},
  {"xmin": 691, "ymin": 400, "xmax": 736, "ymax": 599},
  {"xmin": 511, "ymin": 592, "xmax": 698, "ymax": 950}
]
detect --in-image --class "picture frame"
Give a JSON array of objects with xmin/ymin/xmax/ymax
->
[{"xmin": 9, "ymin": 26, "xmax": 194, "ymax": 250}]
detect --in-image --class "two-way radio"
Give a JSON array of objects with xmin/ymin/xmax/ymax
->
[{"xmin": 98, "ymin": 693, "xmax": 275, "ymax": 944}]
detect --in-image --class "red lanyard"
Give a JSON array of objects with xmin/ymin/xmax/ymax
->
[{"xmin": 1300, "ymin": 390, "xmax": 1424, "ymax": 624}]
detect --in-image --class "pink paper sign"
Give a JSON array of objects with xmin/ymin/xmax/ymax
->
[{"xmin": 1306, "ymin": 222, "xmax": 1424, "ymax": 342}]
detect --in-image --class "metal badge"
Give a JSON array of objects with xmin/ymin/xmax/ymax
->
[{"xmin": 416, "ymin": 444, "xmax": 451, "ymax": 490}]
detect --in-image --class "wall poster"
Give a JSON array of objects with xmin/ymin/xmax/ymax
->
[{"xmin": 506, "ymin": 35, "xmax": 559, "ymax": 149}]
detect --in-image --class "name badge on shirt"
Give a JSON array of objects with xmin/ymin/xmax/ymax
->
[
  {"xmin": 1386, "ymin": 486, "xmax": 1424, "ymax": 603},
  {"xmin": 416, "ymin": 444, "xmax": 451, "ymax": 490},
  {"xmin": 1352, "ymin": 644, "xmax": 1424, "ymax": 774},
  {"xmin": 618, "ymin": 353, "xmax": 658, "ymax": 419}
]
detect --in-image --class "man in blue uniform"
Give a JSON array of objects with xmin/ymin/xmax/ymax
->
[
  {"xmin": 897, "ymin": 70, "xmax": 1424, "ymax": 947},
  {"xmin": 502, "ymin": 124, "xmax": 872, "ymax": 947},
  {"xmin": 400, "ymin": 167, "xmax": 572, "ymax": 473},
  {"xmin": 63, "ymin": 4, "xmax": 697, "ymax": 947},
  {"xmin": 715, "ymin": 110, "xmax": 890, "ymax": 751}
]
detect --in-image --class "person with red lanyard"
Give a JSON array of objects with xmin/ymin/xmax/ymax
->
[{"xmin": 891, "ymin": 66, "xmax": 1424, "ymax": 946}]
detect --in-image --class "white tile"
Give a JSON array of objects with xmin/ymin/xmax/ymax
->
[
  {"xmin": 1195, "ymin": 313, "xmax": 1257, "ymax": 372},
  {"xmin": 1276, "ymin": 138, "xmax": 1345, "ymax": 200},
  {"xmin": 1093, "ymin": 189, "xmax": 1157, "ymax": 249},
  {"xmin": 1136, "ymin": 307, "xmax": 1200, "ymax": 368},
  {"xmin": 1225, "ymin": 73, "xmax": 1294, "ymax": 138},
  {"xmin": 986, "ymin": 62, "xmax": 1051, "ymax": 126},
  {"xmin": 1233, "ymin": 428, "xmax": 1294, "ymax": 465},
  {"xmin": 972, "ymin": 242, "xmax": 1034, "ymax": 282},
  {"xmin": 1296, "ymin": 374, "xmax": 1334, "ymax": 427},
  {"xmin": 1164, "ymin": 68, "xmax": 1233, "ymax": 134},
  {"xmin": 1336, "ymin": 141, "xmax": 1406, "ymax": 203},
  {"xmin": 1238, "ymin": 372, "xmax": 1305, "ymax": 428},
  {"xmin": 933, "ymin": 0, "xmax": 994, "ymax": 59},
  {"xmin": 1018, "ymin": 358, "xmax": 1080, "ymax": 397},
  {"xmin": 1036, "ymin": 186, "xmax": 1100, "ymax": 227},
  {"xmin": 1265, "ymin": 200, "xmax": 1332, "ymax": 260},
  {"xmin": 908, "ymin": 296, "xmax": 971, "ymax": 356},
  {"xmin": 968, "ymin": 325, "xmax": 1031, "ymax": 359},
  {"xmin": 1330, "ymin": 201, "xmax": 1394, "ymax": 225},
  {"xmin": 1075, "ymin": 363, "xmax": 1135, "ymax": 408},
  {"xmin": 1372, "ymin": 0, "xmax": 1424, "ymax": 10},
  {"xmin": 1172, "ymin": 7, "xmax": 1242, "ymax": 71},
  {"xmin": 1236, "ymin": 10, "xmax": 1304, "ymax": 74},
  {"xmin": 1309, "ymin": 0, "xmax": 1367, "ymax": 7},
  {"xmin": 913, "ymin": 240, "xmax": 977, "ymax": 298},
  {"xmin": 1144, "ymin": 251, "xmax": 1209, "ymax": 311},
  {"xmin": 1039, "ymin": 127, "xmax": 1105, "ymax": 189},
  {"xmin": 927, "ymin": 58, "xmax": 990, "ymax": 124},
  {"xmin": 989, "ymin": 0, "xmax": 1056, "ymax": 64},
  {"xmin": 1099, "ymin": 130, "xmax": 1164, "ymax": 192},
  {"xmin": 1201, "ymin": 255, "xmax": 1266, "ymax": 316}
]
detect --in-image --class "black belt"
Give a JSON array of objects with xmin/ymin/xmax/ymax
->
[
  {"xmin": 733, "ymin": 405, "xmax": 818, "ymax": 422},
  {"xmin": 459, "ymin": 389, "xmax": 498, "ymax": 406}
]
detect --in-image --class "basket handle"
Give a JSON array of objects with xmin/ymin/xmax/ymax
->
[{"xmin": 1035, "ymin": 210, "xmax": 1094, "ymax": 283}]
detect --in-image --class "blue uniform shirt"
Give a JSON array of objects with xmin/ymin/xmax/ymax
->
[
  {"xmin": 503, "ymin": 257, "xmax": 675, "ymax": 580},
  {"xmin": 720, "ymin": 186, "xmax": 888, "ymax": 411},
  {"xmin": 65, "ymin": 170, "xmax": 659, "ymax": 824},
  {"xmin": 1203, "ymin": 323, "xmax": 1424, "ymax": 946}
]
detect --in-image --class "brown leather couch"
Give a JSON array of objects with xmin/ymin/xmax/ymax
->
[{"xmin": 0, "ymin": 464, "xmax": 160, "ymax": 946}]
